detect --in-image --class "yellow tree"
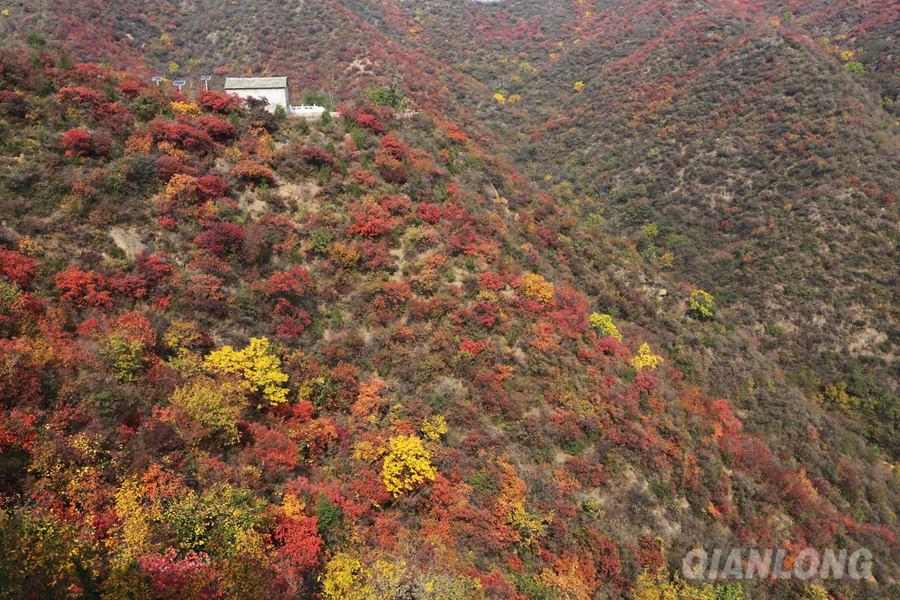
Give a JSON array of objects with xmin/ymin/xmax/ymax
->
[
  {"xmin": 205, "ymin": 337, "xmax": 289, "ymax": 406},
  {"xmin": 382, "ymin": 435, "xmax": 436, "ymax": 497}
]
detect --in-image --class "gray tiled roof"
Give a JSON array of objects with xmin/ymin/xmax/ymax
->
[{"xmin": 224, "ymin": 77, "xmax": 288, "ymax": 90}]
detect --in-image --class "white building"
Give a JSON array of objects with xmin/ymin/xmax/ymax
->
[
  {"xmin": 290, "ymin": 105, "xmax": 328, "ymax": 120},
  {"xmin": 224, "ymin": 77, "xmax": 290, "ymax": 113}
]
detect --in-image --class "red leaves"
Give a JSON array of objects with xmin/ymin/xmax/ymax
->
[
  {"xmin": 380, "ymin": 194, "xmax": 412, "ymax": 216},
  {"xmin": 380, "ymin": 133, "xmax": 409, "ymax": 159},
  {"xmin": 197, "ymin": 116, "xmax": 238, "ymax": 143},
  {"xmin": 198, "ymin": 90, "xmax": 242, "ymax": 116},
  {"xmin": 350, "ymin": 204, "xmax": 395, "ymax": 238},
  {"xmin": 55, "ymin": 266, "xmax": 113, "ymax": 310},
  {"xmin": 460, "ymin": 337, "xmax": 487, "ymax": 356},
  {"xmin": 0, "ymin": 408, "xmax": 38, "ymax": 452},
  {"xmin": 231, "ymin": 160, "xmax": 275, "ymax": 185},
  {"xmin": 193, "ymin": 222, "xmax": 246, "ymax": 256},
  {"xmin": 417, "ymin": 202, "xmax": 442, "ymax": 224},
  {"xmin": 139, "ymin": 548, "xmax": 225, "ymax": 600},
  {"xmin": 116, "ymin": 80, "xmax": 146, "ymax": 99},
  {"xmin": 264, "ymin": 266, "xmax": 314, "ymax": 304},
  {"xmin": 61, "ymin": 128, "xmax": 93, "ymax": 157},
  {"xmin": 247, "ymin": 422, "xmax": 300, "ymax": 472},
  {"xmin": 0, "ymin": 248, "xmax": 38, "ymax": 287},
  {"xmin": 354, "ymin": 110, "xmax": 386, "ymax": 134},
  {"xmin": 274, "ymin": 515, "xmax": 322, "ymax": 572},
  {"xmin": 375, "ymin": 150, "xmax": 408, "ymax": 184},
  {"xmin": 370, "ymin": 281, "xmax": 412, "ymax": 325},
  {"xmin": 150, "ymin": 118, "xmax": 215, "ymax": 155},
  {"xmin": 57, "ymin": 86, "xmax": 105, "ymax": 110},
  {"xmin": 299, "ymin": 146, "xmax": 334, "ymax": 167},
  {"xmin": 638, "ymin": 536, "xmax": 665, "ymax": 574}
]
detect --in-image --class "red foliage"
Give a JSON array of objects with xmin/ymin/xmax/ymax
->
[
  {"xmin": 380, "ymin": 133, "xmax": 409, "ymax": 159},
  {"xmin": 117, "ymin": 80, "xmax": 146, "ymax": 100},
  {"xmin": 375, "ymin": 151, "xmax": 408, "ymax": 184},
  {"xmin": 638, "ymin": 536, "xmax": 665, "ymax": 574},
  {"xmin": 0, "ymin": 408, "xmax": 38, "ymax": 452},
  {"xmin": 275, "ymin": 515, "xmax": 322, "ymax": 572},
  {"xmin": 62, "ymin": 128, "xmax": 93, "ymax": 157},
  {"xmin": 417, "ymin": 203, "xmax": 442, "ymax": 224},
  {"xmin": 139, "ymin": 548, "xmax": 225, "ymax": 600},
  {"xmin": 55, "ymin": 266, "xmax": 113, "ymax": 310},
  {"xmin": 370, "ymin": 281, "xmax": 412, "ymax": 325},
  {"xmin": 353, "ymin": 110, "xmax": 386, "ymax": 134},
  {"xmin": 198, "ymin": 91, "xmax": 242, "ymax": 115},
  {"xmin": 300, "ymin": 146, "xmax": 334, "ymax": 167},
  {"xmin": 0, "ymin": 248, "xmax": 38, "ymax": 287},
  {"xmin": 471, "ymin": 302, "xmax": 498, "ymax": 329},
  {"xmin": 155, "ymin": 156, "xmax": 196, "ymax": 182},
  {"xmin": 197, "ymin": 117, "xmax": 238, "ymax": 143},
  {"xmin": 460, "ymin": 337, "xmax": 487, "ymax": 356},
  {"xmin": 194, "ymin": 222, "xmax": 245, "ymax": 256},
  {"xmin": 247, "ymin": 422, "xmax": 300, "ymax": 473},
  {"xmin": 263, "ymin": 266, "xmax": 314, "ymax": 304},
  {"xmin": 111, "ymin": 311, "xmax": 157, "ymax": 348},
  {"xmin": 380, "ymin": 194, "xmax": 412, "ymax": 216},
  {"xmin": 195, "ymin": 175, "xmax": 229, "ymax": 202},
  {"xmin": 57, "ymin": 86, "xmax": 105, "ymax": 110},
  {"xmin": 358, "ymin": 240, "xmax": 395, "ymax": 271},
  {"xmin": 350, "ymin": 205, "xmax": 395, "ymax": 238},
  {"xmin": 231, "ymin": 160, "xmax": 275, "ymax": 185},
  {"xmin": 564, "ymin": 456, "xmax": 604, "ymax": 487},
  {"xmin": 150, "ymin": 119, "xmax": 215, "ymax": 155}
]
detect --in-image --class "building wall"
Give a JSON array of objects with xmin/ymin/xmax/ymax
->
[{"xmin": 227, "ymin": 87, "xmax": 289, "ymax": 113}]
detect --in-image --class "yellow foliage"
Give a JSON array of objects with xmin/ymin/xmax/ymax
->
[
  {"xmin": 321, "ymin": 553, "xmax": 370, "ymax": 600},
  {"xmin": 632, "ymin": 343, "xmax": 663, "ymax": 371},
  {"xmin": 321, "ymin": 547, "xmax": 482, "ymax": 600},
  {"xmin": 382, "ymin": 435, "xmax": 436, "ymax": 497},
  {"xmin": 537, "ymin": 563, "xmax": 592, "ymax": 600},
  {"xmin": 282, "ymin": 493, "xmax": 306, "ymax": 519},
  {"xmin": 163, "ymin": 321, "xmax": 206, "ymax": 356},
  {"xmin": 353, "ymin": 440, "xmax": 385, "ymax": 463},
  {"xmin": 687, "ymin": 289, "xmax": 715, "ymax": 320},
  {"xmin": 493, "ymin": 93, "xmax": 506, "ymax": 105},
  {"xmin": 17, "ymin": 235, "xmax": 38, "ymax": 256},
  {"xmin": 817, "ymin": 381, "xmax": 873, "ymax": 413},
  {"xmin": 421, "ymin": 415, "xmax": 448, "ymax": 441},
  {"xmin": 629, "ymin": 570, "xmax": 714, "ymax": 600},
  {"xmin": 840, "ymin": 50, "xmax": 855, "ymax": 62},
  {"xmin": 170, "ymin": 101, "xmax": 202, "ymax": 115},
  {"xmin": 507, "ymin": 94, "xmax": 522, "ymax": 104},
  {"xmin": 328, "ymin": 242, "xmax": 360, "ymax": 268},
  {"xmin": 506, "ymin": 502, "xmax": 549, "ymax": 546},
  {"xmin": 573, "ymin": 81, "xmax": 585, "ymax": 92},
  {"xmin": 800, "ymin": 584, "xmax": 831, "ymax": 600},
  {"xmin": 111, "ymin": 477, "xmax": 154, "ymax": 569},
  {"xmin": 519, "ymin": 272, "xmax": 555, "ymax": 305},
  {"xmin": 171, "ymin": 376, "xmax": 248, "ymax": 444},
  {"xmin": 589, "ymin": 312, "xmax": 622, "ymax": 341},
  {"xmin": 205, "ymin": 337, "xmax": 289, "ymax": 406}
]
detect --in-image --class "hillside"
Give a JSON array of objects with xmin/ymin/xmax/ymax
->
[
  {"xmin": 336, "ymin": 0, "xmax": 900, "ymax": 459},
  {"xmin": 0, "ymin": 1, "xmax": 899, "ymax": 599}
]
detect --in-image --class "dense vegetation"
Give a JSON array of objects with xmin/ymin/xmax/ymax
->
[{"xmin": 0, "ymin": 0, "xmax": 899, "ymax": 599}]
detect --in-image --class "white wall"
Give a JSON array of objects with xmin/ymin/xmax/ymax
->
[{"xmin": 228, "ymin": 87, "xmax": 289, "ymax": 113}]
